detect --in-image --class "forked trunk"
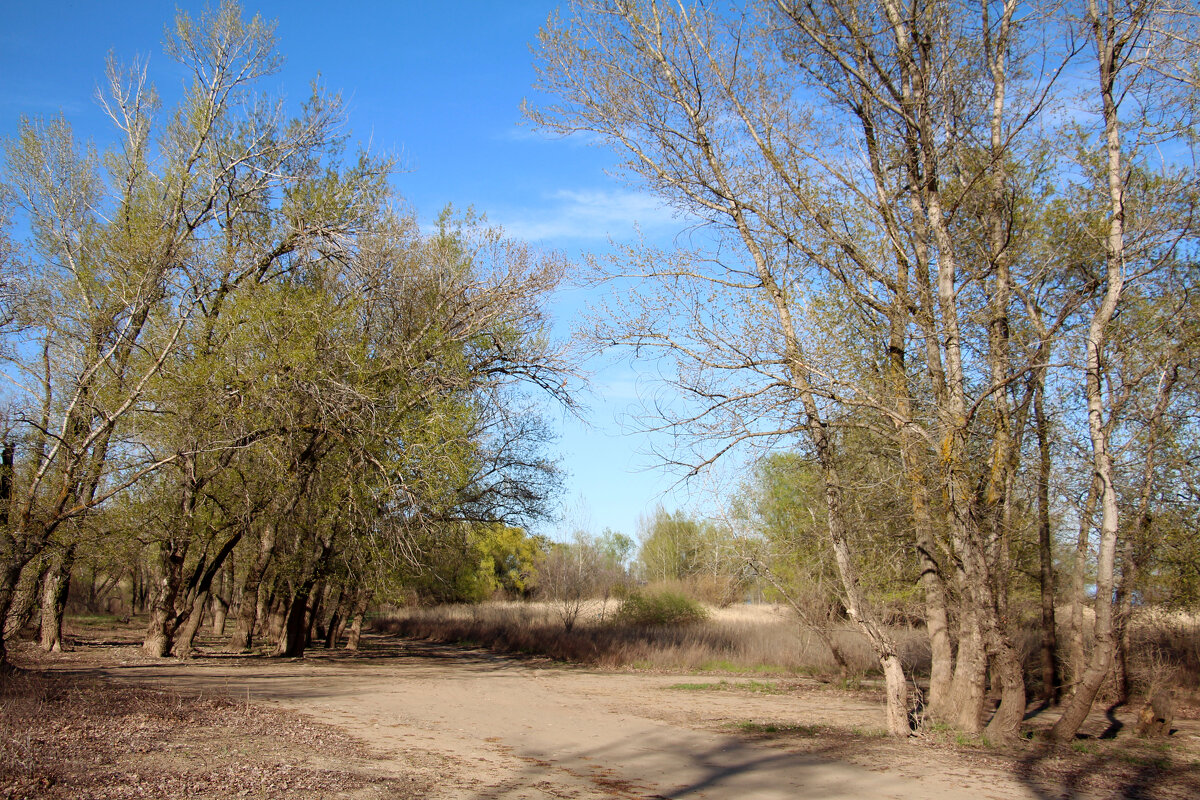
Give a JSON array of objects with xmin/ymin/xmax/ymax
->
[{"xmin": 172, "ymin": 590, "xmax": 209, "ymax": 659}]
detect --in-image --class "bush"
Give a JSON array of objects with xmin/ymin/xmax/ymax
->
[{"xmin": 615, "ymin": 590, "xmax": 709, "ymax": 626}]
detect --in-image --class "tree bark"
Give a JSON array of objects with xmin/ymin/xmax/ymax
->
[
  {"xmin": 344, "ymin": 589, "xmax": 373, "ymax": 651},
  {"xmin": 275, "ymin": 589, "xmax": 311, "ymax": 658},
  {"xmin": 324, "ymin": 586, "xmax": 350, "ymax": 649},
  {"xmin": 228, "ymin": 523, "xmax": 276, "ymax": 651},
  {"xmin": 3, "ymin": 555, "xmax": 48, "ymax": 641},
  {"xmin": 211, "ymin": 559, "xmax": 231, "ymax": 636},
  {"xmin": 1068, "ymin": 476, "xmax": 1100, "ymax": 695},
  {"xmin": 38, "ymin": 544, "xmax": 75, "ymax": 653},
  {"xmin": 1051, "ymin": 1, "xmax": 1128, "ymax": 740},
  {"xmin": 142, "ymin": 539, "xmax": 187, "ymax": 657},
  {"xmin": 950, "ymin": 606, "xmax": 988, "ymax": 733},
  {"xmin": 1035, "ymin": 379, "xmax": 1060, "ymax": 703}
]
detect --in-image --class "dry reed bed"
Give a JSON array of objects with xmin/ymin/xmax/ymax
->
[
  {"xmin": 373, "ymin": 601, "xmax": 931, "ymax": 676},
  {"xmin": 374, "ymin": 601, "xmax": 1200, "ymax": 697}
]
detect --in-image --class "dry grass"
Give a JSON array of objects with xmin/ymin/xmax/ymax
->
[
  {"xmin": 375, "ymin": 600, "xmax": 1200, "ymax": 702},
  {"xmin": 374, "ymin": 601, "xmax": 930, "ymax": 676},
  {"xmin": 1127, "ymin": 608, "xmax": 1200, "ymax": 702}
]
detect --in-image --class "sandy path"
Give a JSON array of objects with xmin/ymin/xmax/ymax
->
[{"xmin": 82, "ymin": 639, "xmax": 1076, "ymax": 799}]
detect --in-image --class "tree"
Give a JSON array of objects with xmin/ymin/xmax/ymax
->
[
  {"xmin": 539, "ymin": 533, "xmax": 607, "ymax": 631},
  {"xmin": 1051, "ymin": 0, "xmax": 1200, "ymax": 740},
  {"xmin": 637, "ymin": 507, "xmax": 744, "ymax": 604},
  {"xmin": 1, "ymin": 3, "xmax": 577, "ymax": 667},
  {"xmin": 529, "ymin": 0, "xmax": 1200, "ymax": 739},
  {"xmin": 731, "ymin": 450, "xmax": 918, "ymax": 675}
]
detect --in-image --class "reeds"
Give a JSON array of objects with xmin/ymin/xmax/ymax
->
[{"xmin": 373, "ymin": 600, "xmax": 930, "ymax": 676}]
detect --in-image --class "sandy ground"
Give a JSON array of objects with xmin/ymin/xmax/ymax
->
[{"xmin": 24, "ymin": 633, "xmax": 1196, "ymax": 800}]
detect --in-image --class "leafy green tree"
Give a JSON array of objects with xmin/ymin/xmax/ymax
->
[
  {"xmin": 637, "ymin": 507, "xmax": 745, "ymax": 605},
  {"xmin": 0, "ymin": 3, "xmax": 576, "ymax": 666},
  {"xmin": 476, "ymin": 525, "xmax": 548, "ymax": 599}
]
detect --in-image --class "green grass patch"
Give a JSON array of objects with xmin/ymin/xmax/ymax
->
[
  {"xmin": 668, "ymin": 680, "xmax": 783, "ymax": 694},
  {"xmin": 955, "ymin": 732, "xmax": 992, "ymax": 748},
  {"xmin": 1118, "ymin": 752, "xmax": 1171, "ymax": 769},
  {"xmin": 733, "ymin": 721, "xmax": 820, "ymax": 736}
]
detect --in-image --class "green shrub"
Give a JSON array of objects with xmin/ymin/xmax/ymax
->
[{"xmin": 615, "ymin": 590, "xmax": 709, "ymax": 626}]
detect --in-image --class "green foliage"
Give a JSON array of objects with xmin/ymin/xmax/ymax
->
[
  {"xmin": 474, "ymin": 525, "xmax": 548, "ymax": 599},
  {"xmin": 614, "ymin": 589, "xmax": 708, "ymax": 626},
  {"xmin": 596, "ymin": 528, "xmax": 635, "ymax": 570},
  {"xmin": 636, "ymin": 508, "xmax": 745, "ymax": 605}
]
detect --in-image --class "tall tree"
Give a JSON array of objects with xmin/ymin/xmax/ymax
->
[{"xmin": 530, "ymin": 0, "xmax": 1200, "ymax": 739}]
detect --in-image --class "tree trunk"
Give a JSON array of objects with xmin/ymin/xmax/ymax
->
[
  {"xmin": 985, "ymin": 629, "xmax": 1027, "ymax": 741},
  {"xmin": 4, "ymin": 555, "xmax": 49, "ymax": 641},
  {"xmin": 142, "ymin": 540, "xmax": 187, "ymax": 657},
  {"xmin": 275, "ymin": 589, "xmax": 311, "ymax": 658},
  {"xmin": 229, "ymin": 524, "xmax": 276, "ymax": 651},
  {"xmin": 38, "ymin": 544, "xmax": 75, "ymax": 653},
  {"xmin": 914, "ymin": 512, "xmax": 954, "ymax": 721},
  {"xmin": 305, "ymin": 579, "xmax": 326, "ymax": 646},
  {"xmin": 266, "ymin": 588, "xmax": 287, "ymax": 644},
  {"xmin": 172, "ymin": 590, "xmax": 208, "ymax": 659},
  {"xmin": 1068, "ymin": 476, "xmax": 1100, "ymax": 695},
  {"xmin": 324, "ymin": 586, "xmax": 348, "ymax": 649},
  {"xmin": 211, "ymin": 561, "xmax": 230, "ymax": 636},
  {"xmin": 344, "ymin": 590, "xmax": 373, "ymax": 651},
  {"xmin": 1112, "ymin": 580, "xmax": 1134, "ymax": 704},
  {"xmin": 0, "ymin": 561, "xmax": 25, "ymax": 672},
  {"xmin": 1035, "ymin": 381, "xmax": 1060, "ymax": 703},
  {"xmin": 1050, "ymin": 7, "xmax": 1127, "ymax": 739},
  {"xmin": 950, "ymin": 608, "xmax": 988, "ymax": 733},
  {"xmin": 172, "ymin": 531, "xmax": 242, "ymax": 658}
]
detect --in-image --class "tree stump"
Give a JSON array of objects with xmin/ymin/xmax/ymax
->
[{"xmin": 1134, "ymin": 690, "xmax": 1175, "ymax": 738}]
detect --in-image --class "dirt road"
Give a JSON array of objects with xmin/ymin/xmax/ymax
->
[{"xmin": 73, "ymin": 637, "xmax": 1145, "ymax": 800}]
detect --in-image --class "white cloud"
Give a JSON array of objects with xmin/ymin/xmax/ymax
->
[{"xmin": 495, "ymin": 188, "xmax": 684, "ymax": 242}]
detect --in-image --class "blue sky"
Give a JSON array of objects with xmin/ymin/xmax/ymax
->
[{"xmin": 0, "ymin": 1, "xmax": 709, "ymax": 541}]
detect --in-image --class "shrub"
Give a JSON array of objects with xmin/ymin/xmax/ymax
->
[{"xmin": 615, "ymin": 590, "xmax": 709, "ymax": 626}]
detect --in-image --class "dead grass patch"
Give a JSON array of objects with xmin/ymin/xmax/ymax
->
[{"xmin": 373, "ymin": 601, "xmax": 929, "ymax": 677}]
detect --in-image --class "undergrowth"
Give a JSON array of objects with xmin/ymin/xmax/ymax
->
[{"xmin": 372, "ymin": 601, "xmax": 913, "ymax": 675}]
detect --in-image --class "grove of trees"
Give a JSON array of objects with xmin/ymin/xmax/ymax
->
[
  {"xmin": 528, "ymin": 0, "xmax": 1200, "ymax": 740},
  {"xmin": 4, "ymin": 0, "xmax": 1199, "ymax": 755},
  {"xmin": 0, "ymin": 4, "xmax": 573, "ymax": 667}
]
